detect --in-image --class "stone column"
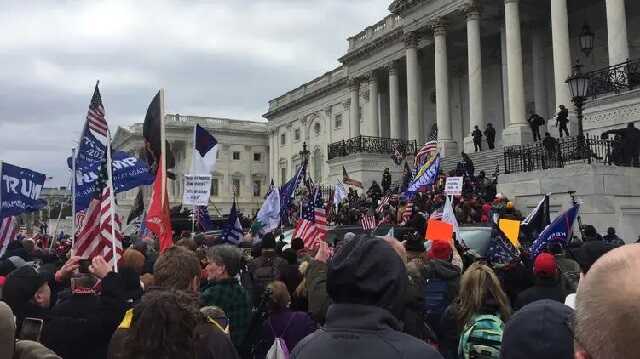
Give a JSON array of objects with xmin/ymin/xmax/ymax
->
[
  {"xmin": 368, "ymin": 71, "xmax": 380, "ymax": 137},
  {"xmin": 405, "ymin": 32, "xmax": 423, "ymax": 143},
  {"xmin": 464, "ymin": 4, "xmax": 484, "ymax": 153},
  {"xmin": 532, "ymin": 29, "xmax": 547, "ymax": 120},
  {"xmin": 388, "ymin": 61, "xmax": 402, "ymax": 139},
  {"xmin": 606, "ymin": 0, "xmax": 630, "ymax": 66},
  {"xmin": 349, "ymin": 78, "xmax": 361, "ymax": 138},
  {"xmin": 551, "ymin": 0, "xmax": 572, "ymax": 120},
  {"xmin": 433, "ymin": 20, "xmax": 457, "ymax": 156},
  {"xmin": 502, "ymin": 0, "xmax": 532, "ymax": 145}
]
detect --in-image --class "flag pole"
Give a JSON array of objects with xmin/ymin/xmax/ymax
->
[
  {"xmin": 0, "ymin": 161, "xmax": 3, "ymax": 219},
  {"xmin": 159, "ymin": 89, "xmax": 167, "ymax": 210},
  {"xmin": 71, "ymin": 147, "xmax": 77, "ymax": 249},
  {"xmin": 106, "ymin": 129, "xmax": 118, "ymax": 272}
]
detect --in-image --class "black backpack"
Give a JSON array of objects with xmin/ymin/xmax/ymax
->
[{"xmin": 251, "ymin": 258, "xmax": 278, "ymax": 304}]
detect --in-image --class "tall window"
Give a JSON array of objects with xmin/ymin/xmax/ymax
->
[
  {"xmin": 313, "ymin": 148, "xmax": 322, "ymax": 182},
  {"xmin": 294, "ymin": 128, "xmax": 301, "ymax": 141},
  {"xmin": 211, "ymin": 178, "xmax": 219, "ymax": 197},
  {"xmin": 280, "ymin": 133, "xmax": 286, "ymax": 145},
  {"xmin": 232, "ymin": 151, "xmax": 240, "ymax": 160},
  {"xmin": 334, "ymin": 114, "xmax": 343, "ymax": 129},
  {"xmin": 253, "ymin": 180, "xmax": 261, "ymax": 197},
  {"xmin": 314, "ymin": 122, "xmax": 321, "ymax": 136},
  {"xmin": 280, "ymin": 167, "xmax": 286, "ymax": 185},
  {"xmin": 232, "ymin": 178, "xmax": 240, "ymax": 197}
]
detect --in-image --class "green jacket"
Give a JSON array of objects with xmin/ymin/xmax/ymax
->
[{"xmin": 201, "ymin": 278, "xmax": 251, "ymax": 351}]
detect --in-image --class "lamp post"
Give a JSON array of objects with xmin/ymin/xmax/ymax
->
[
  {"xmin": 566, "ymin": 61, "xmax": 591, "ymax": 159},
  {"xmin": 579, "ymin": 24, "xmax": 595, "ymax": 57},
  {"xmin": 299, "ymin": 141, "xmax": 310, "ymax": 171}
]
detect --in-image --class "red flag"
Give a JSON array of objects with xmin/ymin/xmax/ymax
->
[{"xmin": 145, "ymin": 158, "xmax": 173, "ymax": 253}]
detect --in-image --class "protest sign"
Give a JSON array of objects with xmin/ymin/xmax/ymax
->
[
  {"xmin": 444, "ymin": 176, "xmax": 463, "ymax": 196},
  {"xmin": 182, "ymin": 174, "xmax": 212, "ymax": 206},
  {"xmin": 425, "ymin": 219, "xmax": 454, "ymax": 242}
]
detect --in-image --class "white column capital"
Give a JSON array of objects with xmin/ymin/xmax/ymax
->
[
  {"xmin": 365, "ymin": 70, "xmax": 379, "ymax": 83},
  {"xmin": 505, "ymin": 0, "xmax": 519, "ymax": 4},
  {"xmin": 404, "ymin": 31, "xmax": 419, "ymax": 48},
  {"xmin": 324, "ymin": 105, "xmax": 333, "ymax": 118},
  {"xmin": 430, "ymin": 19, "xmax": 448, "ymax": 36},
  {"xmin": 386, "ymin": 61, "xmax": 399, "ymax": 76},
  {"xmin": 348, "ymin": 78, "xmax": 361, "ymax": 91},
  {"xmin": 463, "ymin": 3, "xmax": 482, "ymax": 20}
]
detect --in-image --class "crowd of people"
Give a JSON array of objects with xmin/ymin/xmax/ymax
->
[{"xmin": 0, "ymin": 185, "xmax": 637, "ymax": 359}]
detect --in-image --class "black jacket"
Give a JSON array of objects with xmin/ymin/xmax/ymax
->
[
  {"xmin": 291, "ymin": 304, "xmax": 443, "ymax": 359},
  {"xmin": 514, "ymin": 277, "xmax": 568, "ymax": 311}
]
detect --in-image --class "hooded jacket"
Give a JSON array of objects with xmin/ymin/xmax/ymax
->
[
  {"xmin": 514, "ymin": 276, "xmax": 568, "ymax": 310},
  {"xmin": 292, "ymin": 237, "xmax": 443, "ymax": 359}
]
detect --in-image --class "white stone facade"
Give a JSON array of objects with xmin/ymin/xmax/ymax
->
[
  {"xmin": 264, "ymin": 0, "xmax": 640, "ymax": 185},
  {"xmin": 112, "ymin": 114, "xmax": 269, "ymax": 217}
]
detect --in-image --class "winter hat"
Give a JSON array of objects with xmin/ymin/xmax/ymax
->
[
  {"xmin": 569, "ymin": 240, "xmax": 616, "ymax": 274},
  {"xmin": 533, "ymin": 253, "xmax": 558, "ymax": 277},
  {"xmin": 261, "ymin": 233, "xmax": 276, "ymax": 250},
  {"xmin": 501, "ymin": 300, "xmax": 574, "ymax": 359},
  {"xmin": 404, "ymin": 235, "xmax": 426, "ymax": 253},
  {"xmin": 2, "ymin": 266, "xmax": 48, "ymax": 311},
  {"xmin": 327, "ymin": 237, "xmax": 407, "ymax": 313},
  {"xmin": 428, "ymin": 240, "xmax": 452, "ymax": 261}
]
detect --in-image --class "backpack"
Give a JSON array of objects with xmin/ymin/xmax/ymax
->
[
  {"xmin": 252, "ymin": 257, "xmax": 278, "ymax": 304},
  {"xmin": 266, "ymin": 313, "xmax": 296, "ymax": 359},
  {"xmin": 458, "ymin": 314, "xmax": 504, "ymax": 359},
  {"xmin": 423, "ymin": 277, "xmax": 450, "ymax": 332}
]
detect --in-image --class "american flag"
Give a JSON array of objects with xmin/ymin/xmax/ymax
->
[
  {"xmin": 400, "ymin": 202, "xmax": 414, "ymax": 225},
  {"xmin": 73, "ymin": 84, "xmax": 122, "ymax": 265},
  {"xmin": 195, "ymin": 206, "xmax": 214, "ymax": 231},
  {"xmin": 430, "ymin": 209, "xmax": 443, "ymax": 220},
  {"xmin": 343, "ymin": 166, "xmax": 363, "ymax": 189},
  {"xmin": 486, "ymin": 224, "xmax": 519, "ymax": 266},
  {"xmin": 376, "ymin": 195, "xmax": 390, "ymax": 214},
  {"xmin": 87, "ymin": 82, "xmax": 108, "ymax": 137},
  {"xmin": 360, "ymin": 214, "xmax": 377, "ymax": 231},
  {"xmin": 293, "ymin": 188, "xmax": 326, "ymax": 249},
  {"xmin": 414, "ymin": 140, "xmax": 438, "ymax": 167},
  {"xmin": 0, "ymin": 216, "xmax": 17, "ymax": 257}
]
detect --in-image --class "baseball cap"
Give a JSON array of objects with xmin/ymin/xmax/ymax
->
[
  {"xmin": 428, "ymin": 240, "xmax": 452, "ymax": 261},
  {"xmin": 534, "ymin": 253, "xmax": 558, "ymax": 277}
]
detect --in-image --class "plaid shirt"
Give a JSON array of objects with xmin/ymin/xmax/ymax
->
[{"xmin": 201, "ymin": 278, "xmax": 251, "ymax": 350}]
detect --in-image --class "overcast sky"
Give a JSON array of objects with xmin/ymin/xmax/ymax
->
[{"xmin": 0, "ymin": 0, "xmax": 390, "ymax": 186}]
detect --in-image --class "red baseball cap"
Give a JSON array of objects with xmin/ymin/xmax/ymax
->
[
  {"xmin": 428, "ymin": 240, "xmax": 452, "ymax": 261},
  {"xmin": 534, "ymin": 253, "xmax": 558, "ymax": 277}
]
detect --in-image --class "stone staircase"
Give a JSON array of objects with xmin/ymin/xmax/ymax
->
[{"xmin": 440, "ymin": 147, "xmax": 504, "ymax": 176}]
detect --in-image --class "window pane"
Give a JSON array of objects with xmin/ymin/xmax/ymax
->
[
  {"xmin": 253, "ymin": 180, "xmax": 261, "ymax": 197},
  {"xmin": 233, "ymin": 152, "xmax": 240, "ymax": 160},
  {"xmin": 254, "ymin": 153, "xmax": 261, "ymax": 161},
  {"xmin": 211, "ymin": 178, "xmax": 219, "ymax": 197},
  {"xmin": 232, "ymin": 179, "xmax": 240, "ymax": 196}
]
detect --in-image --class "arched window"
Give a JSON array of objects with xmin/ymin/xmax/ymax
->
[
  {"xmin": 314, "ymin": 122, "xmax": 321, "ymax": 136},
  {"xmin": 313, "ymin": 148, "xmax": 323, "ymax": 182}
]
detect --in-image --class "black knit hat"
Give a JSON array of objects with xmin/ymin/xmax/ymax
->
[
  {"xmin": 261, "ymin": 233, "xmax": 276, "ymax": 250},
  {"xmin": 2, "ymin": 266, "xmax": 48, "ymax": 311},
  {"xmin": 327, "ymin": 237, "xmax": 407, "ymax": 314}
]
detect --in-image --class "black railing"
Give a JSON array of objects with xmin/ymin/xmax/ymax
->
[
  {"xmin": 587, "ymin": 58, "xmax": 640, "ymax": 100},
  {"xmin": 327, "ymin": 135, "xmax": 418, "ymax": 160},
  {"xmin": 503, "ymin": 134, "xmax": 613, "ymax": 174}
]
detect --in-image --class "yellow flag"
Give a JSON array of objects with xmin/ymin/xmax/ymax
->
[{"xmin": 499, "ymin": 219, "xmax": 521, "ymax": 247}]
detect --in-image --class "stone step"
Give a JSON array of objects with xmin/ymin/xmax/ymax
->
[{"xmin": 440, "ymin": 147, "xmax": 504, "ymax": 175}]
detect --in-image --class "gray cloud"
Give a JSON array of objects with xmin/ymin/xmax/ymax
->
[{"xmin": 0, "ymin": 0, "xmax": 390, "ymax": 185}]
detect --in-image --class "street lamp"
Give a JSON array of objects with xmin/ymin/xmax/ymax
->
[
  {"xmin": 299, "ymin": 141, "xmax": 310, "ymax": 165},
  {"xmin": 579, "ymin": 24, "xmax": 595, "ymax": 57},
  {"xmin": 566, "ymin": 61, "xmax": 591, "ymax": 159}
]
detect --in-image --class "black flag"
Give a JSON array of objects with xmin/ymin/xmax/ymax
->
[
  {"xmin": 127, "ymin": 189, "xmax": 145, "ymax": 225},
  {"xmin": 521, "ymin": 195, "xmax": 551, "ymax": 243},
  {"xmin": 142, "ymin": 91, "xmax": 175, "ymax": 178}
]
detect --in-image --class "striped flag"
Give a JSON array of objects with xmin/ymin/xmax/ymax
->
[
  {"xmin": 292, "ymin": 188, "xmax": 326, "ymax": 249},
  {"xmin": 87, "ymin": 83, "xmax": 108, "ymax": 137},
  {"xmin": 414, "ymin": 140, "xmax": 438, "ymax": 167},
  {"xmin": 400, "ymin": 202, "xmax": 414, "ymax": 225},
  {"xmin": 0, "ymin": 217, "xmax": 17, "ymax": 257},
  {"xmin": 429, "ymin": 209, "xmax": 443, "ymax": 220},
  {"xmin": 74, "ymin": 187, "xmax": 123, "ymax": 264},
  {"xmin": 342, "ymin": 166, "xmax": 363, "ymax": 188},
  {"xmin": 360, "ymin": 214, "xmax": 377, "ymax": 231},
  {"xmin": 376, "ymin": 195, "xmax": 391, "ymax": 214}
]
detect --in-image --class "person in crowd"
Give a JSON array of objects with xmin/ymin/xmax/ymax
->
[
  {"xmin": 514, "ymin": 253, "xmax": 568, "ymax": 310},
  {"xmin": 118, "ymin": 248, "xmax": 145, "ymax": 305},
  {"xmin": 574, "ymin": 244, "xmax": 640, "ymax": 359},
  {"xmin": 527, "ymin": 110, "xmax": 545, "ymax": 142},
  {"xmin": 368, "ymin": 180, "xmax": 383, "ymax": 207},
  {"xmin": 484, "ymin": 123, "xmax": 496, "ymax": 150},
  {"xmin": 382, "ymin": 168, "xmax": 392, "ymax": 193},
  {"xmin": 500, "ymin": 300, "xmax": 574, "ymax": 359},
  {"xmin": 0, "ymin": 301, "xmax": 62, "ymax": 359},
  {"xmin": 581, "ymin": 225, "xmax": 602, "ymax": 242},
  {"xmin": 472, "ymin": 126, "xmax": 483, "ymax": 152},
  {"xmin": 110, "ymin": 245, "xmax": 238, "ymax": 359},
  {"xmin": 439, "ymin": 262, "xmax": 511, "ymax": 359},
  {"xmin": 254, "ymin": 281, "xmax": 316, "ymax": 358},
  {"xmin": 564, "ymin": 240, "xmax": 617, "ymax": 308},
  {"xmin": 421, "ymin": 240, "xmax": 461, "ymax": 338},
  {"xmin": 555, "ymin": 105, "xmax": 570, "ymax": 138},
  {"xmin": 602, "ymin": 227, "xmax": 625, "ymax": 246},
  {"xmin": 542, "ymin": 132, "xmax": 559, "ymax": 168},
  {"xmin": 548, "ymin": 242, "xmax": 581, "ymax": 293},
  {"xmin": 291, "ymin": 236, "xmax": 443, "ymax": 359},
  {"xmin": 201, "ymin": 245, "xmax": 251, "ymax": 352},
  {"xmin": 601, "ymin": 122, "xmax": 640, "ymax": 167},
  {"xmin": 277, "ymin": 248, "xmax": 305, "ymax": 311},
  {"xmin": 248, "ymin": 233, "xmax": 287, "ymax": 306}
]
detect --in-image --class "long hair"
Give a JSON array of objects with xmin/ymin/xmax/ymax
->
[
  {"xmin": 124, "ymin": 289, "xmax": 201, "ymax": 359},
  {"xmin": 454, "ymin": 262, "xmax": 511, "ymax": 330}
]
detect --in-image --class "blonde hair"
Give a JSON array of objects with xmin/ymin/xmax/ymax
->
[
  {"xmin": 267, "ymin": 281, "xmax": 291, "ymax": 312},
  {"xmin": 455, "ymin": 262, "xmax": 511, "ymax": 330}
]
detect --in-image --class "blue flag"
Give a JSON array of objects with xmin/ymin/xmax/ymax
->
[
  {"xmin": 222, "ymin": 200, "xmax": 243, "ymax": 244},
  {"xmin": 1, "ymin": 162, "xmax": 47, "ymax": 219},
  {"xmin": 486, "ymin": 224, "xmax": 520, "ymax": 266},
  {"xmin": 195, "ymin": 206, "xmax": 214, "ymax": 232},
  {"xmin": 530, "ymin": 204, "xmax": 580, "ymax": 259},
  {"xmin": 406, "ymin": 154, "xmax": 440, "ymax": 198},
  {"xmin": 280, "ymin": 165, "xmax": 305, "ymax": 226}
]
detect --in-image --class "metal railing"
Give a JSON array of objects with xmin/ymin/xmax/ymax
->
[
  {"xmin": 503, "ymin": 134, "xmax": 613, "ymax": 174},
  {"xmin": 586, "ymin": 58, "xmax": 640, "ymax": 100},
  {"xmin": 327, "ymin": 136, "xmax": 418, "ymax": 161}
]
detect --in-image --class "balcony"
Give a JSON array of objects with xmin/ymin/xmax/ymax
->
[
  {"xmin": 327, "ymin": 135, "xmax": 417, "ymax": 161},
  {"xmin": 586, "ymin": 58, "xmax": 640, "ymax": 100},
  {"xmin": 346, "ymin": 14, "xmax": 403, "ymax": 52}
]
